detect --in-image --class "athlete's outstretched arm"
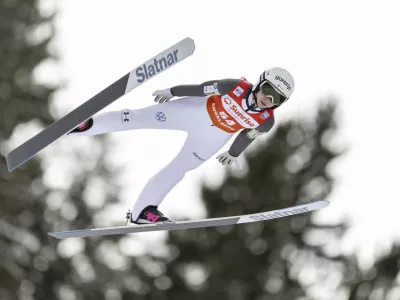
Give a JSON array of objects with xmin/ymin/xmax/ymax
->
[
  {"xmin": 153, "ymin": 79, "xmax": 241, "ymax": 103},
  {"xmin": 170, "ymin": 79, "xmax": 240, "ymax": 97},
  {"xmin": 227, "ymin": 116, "xmax": 275, "ymax": 157}
]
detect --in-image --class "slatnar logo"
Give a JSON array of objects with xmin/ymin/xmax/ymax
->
[
  {"xmin": 136, "ymin": 49, "xmax": 179, "ymax": 83},
  {"xmin": 249, "ymin": 207, "xmax": 308, "ymax": 221}
]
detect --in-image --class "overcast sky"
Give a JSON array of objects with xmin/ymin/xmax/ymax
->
[{"xmin": 24, "ymin": 0, "xmax": 400, "ymax": 268}]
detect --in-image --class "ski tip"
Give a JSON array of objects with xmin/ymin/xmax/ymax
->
[
  {"xmin": 316, "ymin": 199, "xmax": 330, "ymax": 209},
  {"xmin": 313, "ymin": 199, "xmax": 329, "ymax": 204},
  {"xmin": 183, "ymin": 36, "xmax": 195, "ymax": 44},
  {"xmin": 47, "ymin": 232, "xmax": 60, "ymax": 239},
  {"xmin": 181, "ymin": 37, "xmax": 196, "ymax": 52}
]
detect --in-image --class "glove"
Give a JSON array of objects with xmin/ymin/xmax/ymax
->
[
  {"xmin": 153, "ymin": 88, "xmax": 174, "ymax": 103},
  {"xmin": 216, "ymin": 151, "xmax": 243, "ymax": 170}
]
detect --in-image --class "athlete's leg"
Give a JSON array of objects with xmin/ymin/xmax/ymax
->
[
  {"xmin": 130, "ymin": 125, "xmax": 233, "ymax": 221},
  {"xmin": 69, "ymin": 96, "xmax": 208, "ymax": 136}
]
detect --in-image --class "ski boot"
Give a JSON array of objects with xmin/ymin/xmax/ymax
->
[
  {"xmin": 126, "ymin": 205, "xmax": 174, "ymax": 225},
  {"xmin": 68, "ymin": 118, "xmax": 94, "ymax": 134}
]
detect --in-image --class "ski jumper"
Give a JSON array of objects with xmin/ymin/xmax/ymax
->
[{"xmin": 69, "ymin": 78, "xmax": 275, "ymax": 221}]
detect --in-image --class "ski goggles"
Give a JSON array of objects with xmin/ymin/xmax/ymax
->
[{"xmin": 259, "ymin": 82, "xmax": 287, "ymax": 106}]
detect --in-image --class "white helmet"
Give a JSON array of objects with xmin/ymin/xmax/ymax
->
[{"xmin": 252, "ymin": 67, "xmax": 295, "ymax": 107}]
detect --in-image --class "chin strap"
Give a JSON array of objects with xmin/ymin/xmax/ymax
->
[{"xmin": 244, "ymin": 93, "xmax": 258, "ymax": 112}]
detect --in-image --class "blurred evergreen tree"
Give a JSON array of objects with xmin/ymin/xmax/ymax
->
[
  {"xmin": 0, "ymin": 2, "xmax": 146, "ymax": 300},
  {"xmin": 0, "ymin": 0, "xmax": 59, "ymax": 298},
  {"xmin": 345, "ymin": 244, "xmax": 400, "ymax": 300}
]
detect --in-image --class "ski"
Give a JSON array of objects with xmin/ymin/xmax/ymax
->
[
  {"xmin": 48, "ymin": 200, "xmax": 329, "ymax": 239},
  {"xmin": 6, "ymin": 37, "xmax": 196, "ymax": 172}
]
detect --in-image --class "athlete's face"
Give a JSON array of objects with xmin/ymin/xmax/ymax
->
[{"xmin": 255, "ymin": 90, "xmax": 274, "ymax": 108}]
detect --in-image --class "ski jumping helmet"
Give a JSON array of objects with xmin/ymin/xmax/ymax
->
[{"xmin": 252, "ymin": 67, "xmax": 295, "ymax": 109}]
